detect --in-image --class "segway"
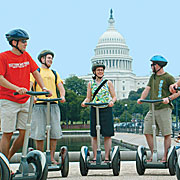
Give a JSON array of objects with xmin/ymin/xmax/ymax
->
[
  {"xmin": 0, "ymin": 91, "xmax": 49, "ymax": 180},
  {"xmin": 136, "ymin": 99, "xmax": 177, "ymax": 176},
  {"xmin": 174, "ymin": 87, "xmax": 180, "ymax": 180},
  {"xmin": 79, "ymin": 102, "xmax": 120, "ymax": 176},
  {"xmin": 35, "ymin": 98, "xmax": 69, "ymax": 177}
]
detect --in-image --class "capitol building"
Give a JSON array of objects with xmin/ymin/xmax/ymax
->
[{"xmin": 79, "ymin": 9, "xmax": 150, "ymax": 100}]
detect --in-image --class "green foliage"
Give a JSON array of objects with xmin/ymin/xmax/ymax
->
[
  {"xmin": 128, "ymin": 87, "xmax": 145, "ymax": 101},
  {"xmin": 80, "ymin": 107, "xmax": 90, "ymax": 124},
  {"xmin": 64, "ymin": 75, "xmax": 87, "ymax": 96},
  {"xmin": 60, "ymin": 75, "xmax": 88, "ymax": 124},
  {"xmin": 112, "ymin": 88, "xmax": 150, "ymax": 122},
  {"xmin": 61, "ymin": 89, "xmax": 85, "ymax": 124},
  {"xmin": 61, "ymin": 79, "xmax": 180, "ymax": 125}
]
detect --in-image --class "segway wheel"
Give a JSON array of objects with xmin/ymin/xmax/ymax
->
[
  {"xmin": 176, "ymin": 163, "xmax": 180, "ymax": 180},
  {"xmin": 79, "ymin": 152, "xmax": 88, "ymax": 176},
  {"xmin": 39, "ymin": 163, "xmax": 48, "ymax": 180},
  {"xmin": 111, "ymin": 146, "xmax": 120, "ymax": 176},
  {"xmin": 60, "ymin": 147, "xmax": 69, "ymax": 177},
  {"xmin": 168, "ymin": 146, "xmax": 177, "ymax": 176},
  {"xmin": 136, "ymin": 146, "xmax": 145, "ymax": 175},
  {"xmin": 27, "ymin": 150, "xmax": 47, "ymax": 180},
  {"xmin": 0, "ymin": 154, "xmax": 11, "ymax": 180}
]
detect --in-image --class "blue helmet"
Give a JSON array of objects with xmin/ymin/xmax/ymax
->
[
  {"xmin": 5, "ymin": 29, "xmax": 29, "ymax": 42},
  {"xmin": 150, "ymin": 55, "xmax": 168, "ymax": 67}
]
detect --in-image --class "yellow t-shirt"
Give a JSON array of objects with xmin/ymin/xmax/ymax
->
[{"xmin": 30, "ymin": 68, "xmax": 63, "ymax": 101}]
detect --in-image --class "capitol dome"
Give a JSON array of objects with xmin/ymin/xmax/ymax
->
[
  {"xmin": 80, "ymin": 9, "xmax": 149, "ymax": 100},
  {"xmin": 91, "ymin": 9, "xmax": 133, "ymax": 73},
  {"xmin": 98, "ymin": 30, "xmax": 126, "ymax": 44}
]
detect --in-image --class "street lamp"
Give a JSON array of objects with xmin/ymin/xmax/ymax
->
[{"xmin": 124, "ymin": 104, "xmax": 127, "ymax": 130}]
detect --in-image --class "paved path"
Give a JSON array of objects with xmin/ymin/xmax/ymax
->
[
  {"xmin": 113, "ymin": 132, "xmax": 180, "ymax": 160},
  {"xmin": 47, "ymin": 161, "xmax": 178, "ymax": 180},
  {"xmin": 10, "ymin": 161, "xmax": 177, "ymax": 180},
  {"xmin": 114, "ymin": 132, "xmax": 177, "ymax": 148},
  {"xmin": 10, "ymin": 132, "xmax": 180, "ymax": 179}
]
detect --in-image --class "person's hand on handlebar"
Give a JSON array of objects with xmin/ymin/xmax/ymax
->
[
  {"xmin": 16, "ymin": 87, "xmax": 28, "ymax": 95},
  {"xmin": 169, "ymin": 83, "xmax": 178, "ymax": 93},
  {"xmin": 137, "ymin": 98, "xmax": 143, "ymax": 104},
  {"xmin": 42, "ymin": 87, "xmax": 52, "ymax": 97},
  {"xmin": 33, "ymin": 96, "xmax": 37, "ymax": 103},
  {"xmin": 60, "ymin": 96, "xmax": 66, "ymax": 103},
  {"xmin": 108, "ymin": 100, "xmax": 114, "ymax": 107},
  {"xmin": 81, "ymin": 101, "xmax": 88, "ymax": 107},
  {"xmin": 162, "ymin": 97, "xmax": 169, "ymax": 104}
]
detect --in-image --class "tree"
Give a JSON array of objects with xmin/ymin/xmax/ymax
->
[
  {"xmin": 112, "ymin": 88, "xmax": 150, "ymax": 123},
  {"xmin": 80, "ymin": 107, "xmax": 90, "ymax": 124},
  {"xmin": 65, "ymin": 75, "xmax": 87, "ymax": 96},
  {"xmin": 128, "ymin": 87, "xmax": 146, "ymax": 101},
  {"xmin": 60, "ymin": 75, "xmax": 88, "ymax": 125}
]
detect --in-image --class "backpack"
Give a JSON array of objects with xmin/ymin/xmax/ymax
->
[{"xmin": 34, "ymin": 68, "xmax": 60, "ymax": 98}]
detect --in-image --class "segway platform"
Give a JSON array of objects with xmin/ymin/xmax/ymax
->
[
  {"xmin": 80, "ymin": 102, "xmax": 121, "ymax": 176},
  {"xmin": 136, "ymin": 99, "xmax": 177, "ymax": 176}
]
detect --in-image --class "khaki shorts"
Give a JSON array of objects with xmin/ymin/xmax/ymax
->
[
  {"xmin": 144, "ymin": 108, "xmax": 172, "ymax": 136},
  {"xmin": 1, "ymin": 99, "xmax": 30, "ymax": 133}
]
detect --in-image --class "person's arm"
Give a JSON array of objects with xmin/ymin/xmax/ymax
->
[
  {"xmin": 57, "ymin": 82, "xmax": 66, "ymax": 103},
  {"xmin": 32, "ymin": 70, "xmax": 52, "ymax": 96},
  {"xmin": 0, "ymin": 75, "xmax": 27, "ymax": 94},
  {"xmin": 137, "ymin": 86, "xmax": 151, "ymax": 104},
  {"xmin": 108, "ymin": 80, "xmax": 117, "ymax": 107},
  {"xmin": 169, "ymin": 80, "xmax": 180, "ymax": 93},
  {"xmin": 81, "ymin": 82, "xmax": 92, "ymax": 107},
  {"xmin": 163, "ymin": 91, "xmax": 180, "ymax": 104}
]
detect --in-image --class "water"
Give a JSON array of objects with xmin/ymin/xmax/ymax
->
[
  {"xmin": 56, "ymin": 135, "xmax": 129, "ymax": 151},
  {"xmin": 12, "ymin": 134, "xmax": 130, "ymax": 152},
  {"xmin": 56, "ymin": 135, "xmax": 91, "ymax": 151}
]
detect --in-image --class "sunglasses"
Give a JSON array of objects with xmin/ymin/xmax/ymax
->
[
  {"xmin": 151, "ymin": 63, "xmax": 157, "ymax": 66},
  {"xmin": 20, "ymin": 39, "xmax": 27, "ymax": 43}
]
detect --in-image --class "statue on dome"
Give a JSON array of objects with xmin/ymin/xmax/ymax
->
[{"xmin": 110, "ymin": 9, "xmax": 113, "ymax": 19}]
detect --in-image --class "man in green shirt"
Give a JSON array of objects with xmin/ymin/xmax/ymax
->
[{"xmin": 137, "ymin": 55, "xmax": 179, "ymax": 162}]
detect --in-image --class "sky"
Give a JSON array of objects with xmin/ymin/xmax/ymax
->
[{"xmin": 0, "ymin": 0, "xmax": 180, "ymax": 80}]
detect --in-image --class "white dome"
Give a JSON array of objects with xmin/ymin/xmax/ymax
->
[
  {"xmin": 98, "ymin": 30, "xmax": 126, "ymax": 44},
  {"xmin": 91, "ymin": 9, "xmax": 133, "ymax": 74},
  {"xmin": 98, "ymin": 16, "xmax": 126, "ymax": 45}
]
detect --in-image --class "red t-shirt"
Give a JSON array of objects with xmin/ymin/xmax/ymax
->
[{"xmin": 0, "ymin": 50, "xmax": 38, "ymax": 103}]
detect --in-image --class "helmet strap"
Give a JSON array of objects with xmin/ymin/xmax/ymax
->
[
  {"xmin": 12, "ymin": 40, "xmax": 23, "ymax": 54},
  {"xmin": 153, "ymin": 66, "xmax": 162, "ymax": 79},
  {"xmin": 153, "ymin": 66, "xmax": 162, "ymax": 74},
  {"xmin": 41, "ymin": 56, "xmax": 50, "ymax": 68},
  {"xmin": 92, "ymin": 70, "xmax": 104, "ymax": 80}
]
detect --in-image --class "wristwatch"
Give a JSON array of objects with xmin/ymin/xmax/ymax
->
[
  {"xmin": 168, "ymin": 96, "xmax": 172, "ymax": 101},
  {"xmin": 42, "ymin": 87, "xmax": 47, "ymax": 91}
]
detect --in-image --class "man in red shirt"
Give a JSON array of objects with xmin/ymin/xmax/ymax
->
[{"xmin": 0, "ymin": 29, "xmax": 51, "ymax": 160}]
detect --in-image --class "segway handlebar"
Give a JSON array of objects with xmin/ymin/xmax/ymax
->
[
  {"xmin": 174, "ymin": 87, "xmax": 180, "ymax": 91},
  {"xmin": 85, "ymin": 102, "xmax": 109, "ymax": 106},
  {"xmin": 14, "ymin": 91, "xmax": 49, "ymax": 96},
  {"xmin": 36, "ymin": 98, "xmax": 62, "ymax": 102},
  {"xmin": 140, "ymin": 99, "xmax": 163, "ymax": 103}
]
